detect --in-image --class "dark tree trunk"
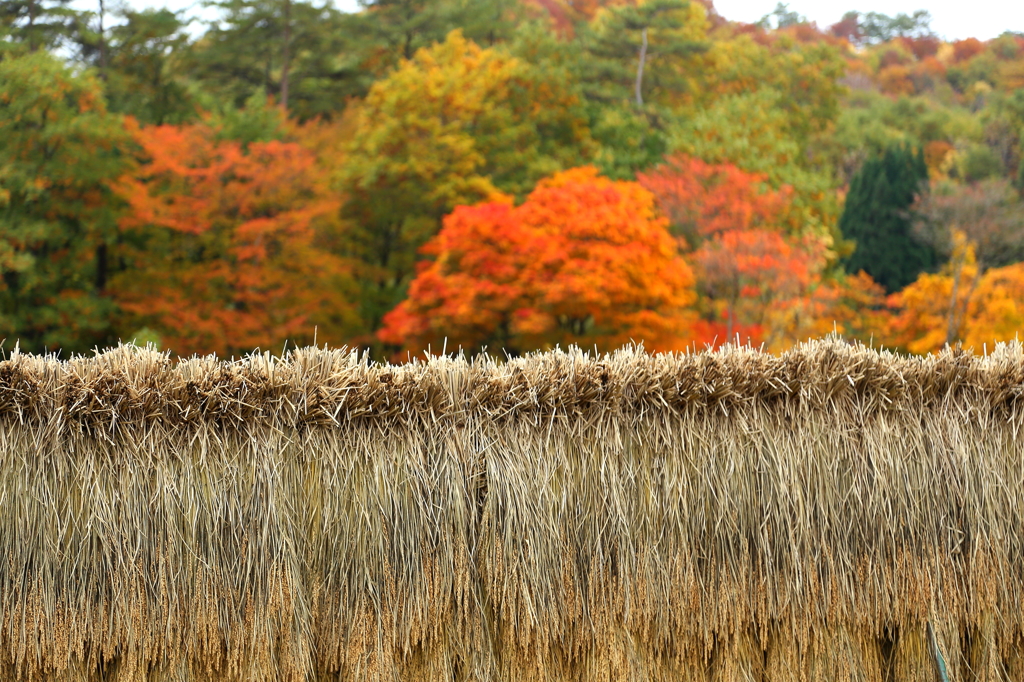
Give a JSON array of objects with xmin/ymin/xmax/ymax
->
[
  {"xmin": 280, "ymin": 0, "xmax": 291, "ymax": 111},
  {"xmin": 95, "ymin": 243, "xmax": 108, "ymax": 292},
  {"xmin": 98, "ymin": 0, "xmax": 108, "ymax": 79}
]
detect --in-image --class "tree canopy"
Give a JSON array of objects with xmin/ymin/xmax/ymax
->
[
  {"xmin": 379, "ymin": 167, "xmax": 696, "ymax": 355},
  {"xmin": 0, "ymin": 52, "xmax": 130, "ymax": 352},
  {"xmin": 840, "ymin": 145, "xmax": 935, "ymax": 293},
  {"xmin": 5, "ymin": 0, "xmax": 1024, "ymax": 357}
]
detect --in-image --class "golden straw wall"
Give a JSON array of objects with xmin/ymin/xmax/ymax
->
[{"xmin": 0, "ymin": 339, "xmax": 1022, "ymax": 682}]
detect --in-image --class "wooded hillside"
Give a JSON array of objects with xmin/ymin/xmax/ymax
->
[{"xmin": 1, "ymin": 2, "xmax": 1023, "ymax": 358}]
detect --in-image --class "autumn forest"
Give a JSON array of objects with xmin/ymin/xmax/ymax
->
[{"xmin": 2, "ymin": 0, "xmax": 1024, "ymax": 359}]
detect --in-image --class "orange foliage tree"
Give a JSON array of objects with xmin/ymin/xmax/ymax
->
[
  {"xmin": 638, "ymin": 154, "xmax": 828, "ymax": 347},
  {"xmin": 902, "ymin": 179, "xmax": 1024, "ymax": 348},
  {"xmin": 889, "ymin": 238, "xmax": 1024, "ymax": 354},
  {"xmin": 379, "ymin": 167, "xmax": 697, "ymax": 356},
  {"xmin": 114, "ymin": 123, "xmax": 359, "ymax": 356},
  {"xmin": 964, "ymin": 263, "xmax": 1024, "ymax": 349},
  {"xmin": 694, "ymin": 228, "xmax": 824, "ymax": 346},
  {"xmin": 952, "ymin": 38, "xmax": 985, "ymax": 63},
  {"xmin": 805, "ymin": 271, "xmax": 891, "ymax": 344}
]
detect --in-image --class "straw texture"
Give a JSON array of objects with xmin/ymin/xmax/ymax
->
[{"xmin": 0, "ymin": 338, "xmax": 1022, "ymax": 681}]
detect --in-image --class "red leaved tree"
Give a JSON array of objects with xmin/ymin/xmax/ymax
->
[
  {"xmin": 114, "ymin": 123, "xmax": 359, "ymax": 356},
  {"xmin": 637, "ymin": 155, "xmax": 802, "ymax": 248},
  {"xmin": 638, "ymin": 154, "xmax": 827, "ymax": 347},
  {"xmin": 379, "ymin": 167, "xmax": 697, "ymax": 356},
  {"xmin": 694, "ymin": 228, "xmax": 821, "ymax": 344}
]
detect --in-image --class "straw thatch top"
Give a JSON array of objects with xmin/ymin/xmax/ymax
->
[
  {"xmin": 2, "ymin": 339, "xmax": 1024, "ymax": 681},
  {"xmin": 3, "ymin": 338, "xmax": 1024, "ymax": 434}
]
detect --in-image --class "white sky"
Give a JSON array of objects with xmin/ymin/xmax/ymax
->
[
  {"xmin": 713, "ymin": 0, "xmax": 1024, "ymax": 41},
  {"xmin": 69, "ymin": 0, "xmax": 1023, "ymax": 42}
]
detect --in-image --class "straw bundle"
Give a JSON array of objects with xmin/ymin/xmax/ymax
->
[{"xmin": 0, "ymin": 338, "xmax": 1022, "ymax": 681}]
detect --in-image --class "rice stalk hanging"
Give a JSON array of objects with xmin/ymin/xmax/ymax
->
[{"xmin": 0, "ymin": 338, "xmax": 1022, "ymax": 681}]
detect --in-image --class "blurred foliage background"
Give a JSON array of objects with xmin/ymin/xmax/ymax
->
[{"xmin": 2, "ymin": 0, "xmax": 1024, "ymax": 358}]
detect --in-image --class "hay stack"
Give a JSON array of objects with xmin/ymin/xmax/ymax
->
[{"xmin": 0, "ymin": 339, "xmax": 1022, "ymax": 681}]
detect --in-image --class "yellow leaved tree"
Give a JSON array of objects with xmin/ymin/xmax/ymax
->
[{"xmin": 338, "ymin": 30, "xmax": 595, "ymax": 341}]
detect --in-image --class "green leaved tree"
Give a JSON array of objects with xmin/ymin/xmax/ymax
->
[
  {"xmin": 567, "ymin": 0, "xmax": 707, "ymax": 179},
  {"xmin": 187, "ymin": 0, "xmax": 356, "ymax": 120},
  {"xmin": 580, "ymin": 0, "xmax": 707, "ymax": 108},
  {"xmin": 339, "ymin": 30, "xmax": 595, "ymax": 341},
  {"xmin": 77, "ymin": 7, "xmax": 196, "ymax": 125},
  {"xmin": 0, "ymin": 0, "xmax": 80, "ymax": 53},
  {"xmin": 0, "ymin": 51, "xmax": 131, "ymax": 352},
  {"xmin": 840, "ymin": 145, "xmax": 935, "ymax": 292},
  {"xmin": 345, "ymin": 0, "xmax": 521, "ymax": 80}
]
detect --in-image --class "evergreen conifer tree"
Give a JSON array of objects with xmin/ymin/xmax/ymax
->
[
  {"xmin": 579, "ymin": 0, "xmax": 705, "ymax": 108},
  {"xmin": 79, "ymin": 8, "xmax": 196, "ymax": 125},
  {"xmin": 0, "ymin": 0, "xmax": 80, "ymax": 53},
  {"xmin": 841, "ymin": 145, "xmax": 934, "ymax": 292}
]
